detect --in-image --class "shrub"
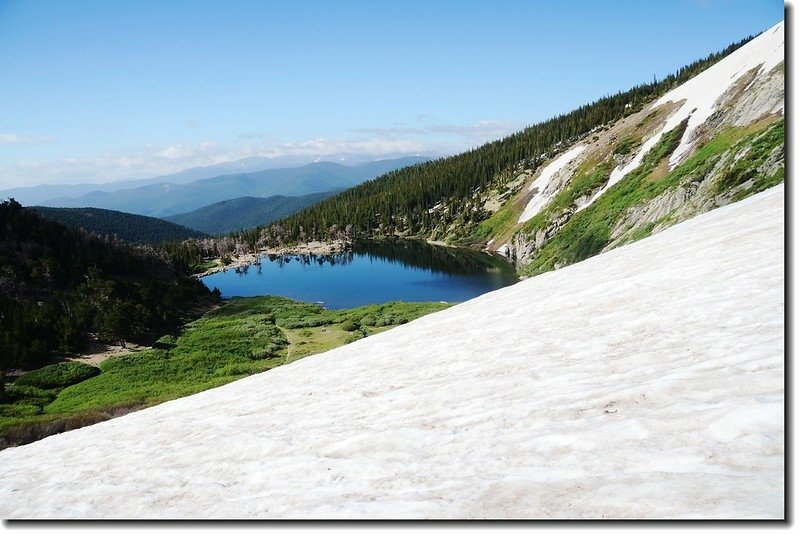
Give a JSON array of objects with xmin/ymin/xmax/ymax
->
[
  {"xmin": 153, "ymin": 334, "xmax": 178, "ymax": 349},
  {"xmin": 14, "ymin": 362, "xmax": 100, "ymax": 390},
  {"xmin": 340, "ymin": 320, "xmax": 359, "ymax": 332},
  {"xmin": 250, "ymin": 343, "xmax": 281, "ymax": 360},
  {"xmin": 4, "ymin": 385, "xmax": 57, "ymax": 406},
  {"xmin": 614, "ymin": 136, "xmax": 637, "ymax": 156},
  {"xmin": 345, "ymin": 331, "xmax": 366, "ymax": 344},
  {"xmin": 0, "ymin": 403, "xmax": 42, "ymax": 418},
  {"xmin": 375, "ymin": 314, "xmax": 398, "ymax": 327}
]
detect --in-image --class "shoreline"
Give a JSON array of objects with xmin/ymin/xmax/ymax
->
[{"xmin": 196, "ymin": 240, "xmax": 350, "ymax": 277}]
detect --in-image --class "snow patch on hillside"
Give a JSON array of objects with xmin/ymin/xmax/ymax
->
[
  {"xmin": 518, "ymin": 145, "xmax": 586, "ymax": 223},
  {"xmin": 659, "ymin": 21, "xmax": 783, "ymax": 167},
  {"xmin": 0, "ymin": 185, "xmax": 784, "ymax": 519},
  {"xmin": 579, "ymin": 20, "xmax": 783, "ymax": 213}
]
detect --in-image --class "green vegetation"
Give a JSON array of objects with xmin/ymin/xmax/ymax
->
[
  {"xmin": 233, "ymin": 36, "xmax": 753, "ymax": 247},
  {"xmin": 14, "ymin": 362, "xmax": 100, "ymax": 390},
  {"xmin": 0, "ymin": 201, "xmax": 217, "ymax": 401},
  {"xmin": 521, "ymin": 120, "xmax": 688, "ymax": 274},
  {"xmin": 716, "ymin": 119, "xmax": 785, "ymax": 195},
  {"xmin": 520, "ymin": 117, "xmax": 784, "ymax": 275},
  {"xmin": 165, "ymin": 192, "xmax": 338, "ymax": 236},
  {"xmin": 614, "ymin": 135, "xmax": 639, "ymax": 156},
  {"xmin": 1, "ymin": 296, "xmax": 449, "ymax": 448},
  {"xmin": 628, "ymin": 221, "xmax": 657, "ymax": 242},
  {"xmin": 30, "ymin": 206, "xmax": 207, "ymax": 244},
  {"xmin": 472, "ymin": 198, "xmax": 519, "ymax": 243},
  {"xmin": 154, "ymin": 34, "xmax": 756, "ymax": 270},
  {"xmin": 521, "ymin": 158, "xmax": 616, "ymax": 237}
]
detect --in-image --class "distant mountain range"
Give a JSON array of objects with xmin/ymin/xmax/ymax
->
[
  {"xmin": 30, "ymin": 206, "xmax": 207, "ymax": 244},
  {"xmin": 0, "ymin": 153, "xmax": 437, "ymax": 207},
  {"xmin": 165, "ymin": 192, "xmax": 338, "ymax": 236},
  {"xmin": 32, "ymin": 156, "xmax": 429, "ymax": 218}
]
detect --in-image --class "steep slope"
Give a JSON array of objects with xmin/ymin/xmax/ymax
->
[
  {"xmin": 244, "ymin": 23, "xmax": 781, "ymax": 275},
  {"xmin": 165, "ymin": 191, "xmax": 337, "ymax": 235},
  {"xmin": 491, "ymin": 20, "xmax": 784, "ymax": 274},
  {"xmin": 0, "ymin": 184, "xmax": 783, "ymax": 519},
  {"xmin": 40, "ymin": 157, "xmax": 428, "ymax": 217},
  {"xmin": 30, "ymin": 206, "xmax": 207, "ymax": 244}
]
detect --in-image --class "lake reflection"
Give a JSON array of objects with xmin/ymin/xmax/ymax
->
[{"xmin": 202, "ymin": 239, "xmax": 518, "ymax": 309}]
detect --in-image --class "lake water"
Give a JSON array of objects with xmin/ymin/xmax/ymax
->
[{"xmin": 201, "ymin": 240, "xmax": 519, "ymax": 309}]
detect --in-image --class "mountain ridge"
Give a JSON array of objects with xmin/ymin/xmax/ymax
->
[
  {"xmin": 29, "ymin": 206, "xmax": 208, "ymax": 244},
  {"xmin": 0, "ymin": 153, "xmax": 438, "ymax": 206},
  {"xmin": 165, "ymin": 192, "xmax": 338, "ymax": 236},
  {"xmin": 38, "ymin": 156, "xmax": 429, "ymax": 217}
]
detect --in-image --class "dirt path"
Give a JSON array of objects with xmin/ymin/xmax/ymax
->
[{"xmin": 67, "ymin": 341, "xmax": 147, "ymax": 366}]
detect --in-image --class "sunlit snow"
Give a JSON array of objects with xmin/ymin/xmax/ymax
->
[{"xmin": 518, "ymin": 145, "xmax": 586, "ymax": 223}]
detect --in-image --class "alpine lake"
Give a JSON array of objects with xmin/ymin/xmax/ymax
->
[{"xmin": 201, "ymin": 239, "xmax": 519, "ymax": 309}]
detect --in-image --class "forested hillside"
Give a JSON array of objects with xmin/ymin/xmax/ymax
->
[
  {"xmin": 165, "ymin": 191, "xmax": 337, "ymax": 235},
  {"xmin": 0, "ymin": 200, "xmax": 217, "ymax": 398},
  {"xmin": 153, "ymin": 30, "xmax": 786, "ymax": 280},
  {"xmin": 234, "ymin": 36, "xmax": 755, "ymax": 247},
  {"xmin": 30, "ymin": 206, "xmax": 207, "ymax": 244}
]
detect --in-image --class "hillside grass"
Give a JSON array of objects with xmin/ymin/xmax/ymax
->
[
  {"xmin": 520, "ymin": 157, "xmax": 616, "ymax": 237},
  {"xmin": 470, "ymin": 198, "xmax": 520, "ymax": 246},
  {"xmin": 520, "ymin": 117, "xmax": 784, "ymax": 276},
  {"xmin": 1, "ymin": 296, "xmax": 450, "ymax": 448}
]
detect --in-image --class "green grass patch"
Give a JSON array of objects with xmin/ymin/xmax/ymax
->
[
  {"xmin": 520, "ymin": 117, "xmax": 784, "ymax": 276},
  {"xmin": 614, "ymin": 135, "xmax": 638, "ymax": 156},
  {"xmin": 520, "ymin": 157, "xmax": 615, "ymax": 236},
  {"xmin": 628, "ymin": 221, "xmax": 657, "ymax": 242},
  {"xmin": 473, "ymin": 198, "xmax": 519, "ymax": 242},
  {"xmin": 283, "ymin": 324, "xmax": 354, "ymax": 363},
  {"xmin": 14, "ymin": 362, "xmax": 100, "ymax": 390},
  {"xmin": 716, "ymin": 119, "xmax": 784, "ymax": 194}
]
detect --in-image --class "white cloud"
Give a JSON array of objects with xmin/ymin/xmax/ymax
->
[
  {"xmin": 0, "ymin": 132, "xmax": 55, "ymax": 145},
  {"xmin": 352, "ymin": 120, "xmax": 523, "ymax": 141},
  {"xmin": 0, "ymin": 119, "xmax": 516, "ymax": 188},
  {"xmin": 261, "ymin": 137, "xmax": 436, "ymax": 158}
]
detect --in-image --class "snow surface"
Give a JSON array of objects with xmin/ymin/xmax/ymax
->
[
  {"xmin": 579, "ymin": 20, "xmax": 784, "ymax": 213},
  {"xmin": 0, "ymin": 185, "xmax": 784, "ymax": 519},
  {"xmin": 518, "ymin": 145, "xmax": 586, "ymax": 223}
]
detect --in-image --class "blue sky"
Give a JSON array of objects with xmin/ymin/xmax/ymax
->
[{"xmin": 0, "ymin": 0, "xmax": 784, "ymax": 188}]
